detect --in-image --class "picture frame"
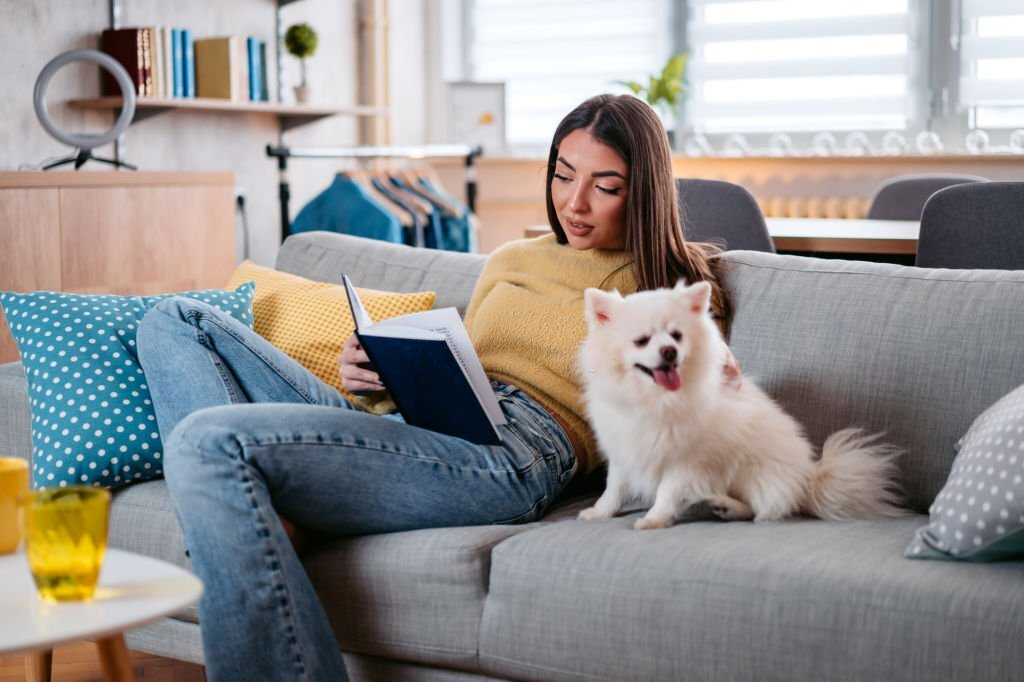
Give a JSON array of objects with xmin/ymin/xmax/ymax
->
[{"xmin": 447, "ymin": 81, "xmax": 506, "ymax": 153}]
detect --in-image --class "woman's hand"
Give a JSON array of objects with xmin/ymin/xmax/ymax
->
[
  {"xmin": 339, "ymin": 334, "xmax": 385, "ymax": 393},
  {"xmin": 723, "ymin": 347, "xmax": 742, "ymax": 391}
]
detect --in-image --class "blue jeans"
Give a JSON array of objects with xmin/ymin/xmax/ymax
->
[{"xmin": 136, "ymin": 297, "xmax": 577, "ymax": 682}]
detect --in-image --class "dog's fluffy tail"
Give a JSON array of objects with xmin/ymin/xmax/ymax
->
[{"xmin": 802, "ymin": 428, "xmax": 907, "ymax": 520}]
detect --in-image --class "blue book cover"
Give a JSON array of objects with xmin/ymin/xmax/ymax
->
[
  {"xmin": 258, "ymin": 41, "xmax": 269, "ymax": 101},
  {"xmin": 247, "ymin": 36, "xmax": 261, "ymax": 101},
  {"xmin": 343, "ymin": 275, "xmax": 505, "ymax": 445},
  {"xmin": 182, "ymin": 29, "xmax": 195, "ymax": 98},
  {"xmin": 171, "ymin": 28, "xmax": 183, "ymax": 98}
]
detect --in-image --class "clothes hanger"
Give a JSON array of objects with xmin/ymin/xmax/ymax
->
[
  {"xmin": 340, "ymin": 168, "xmax": 415, "ymax": 227},
  {"xmin": 397, "ymin": 167, "xmax": 462, "ymax": 217},
  {"xmin": 380, "ymin": 169, "xmax": 435, "ymax": 220}
]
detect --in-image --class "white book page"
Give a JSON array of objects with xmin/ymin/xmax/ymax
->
[{"xmin": 342, "ymin": 275, "xmax": 374, "ymax": 330}]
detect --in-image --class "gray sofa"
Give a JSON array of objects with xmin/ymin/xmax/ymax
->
[{"xmin": 2, "ymin": 230, "xmax": 1024, "ymax": 681}]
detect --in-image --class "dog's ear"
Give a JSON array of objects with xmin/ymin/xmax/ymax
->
[
  {"xmin": 683, "ymin": 281, "xmax": 712, "ymax": 314},
  {"xmin": 583, "ymin": 288, "xmax": 620, "ymax": 326}
]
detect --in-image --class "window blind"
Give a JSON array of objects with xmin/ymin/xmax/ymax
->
[
  {"xmin": 685, "ymin": 0, "xmax": 917, "ymax": 134},
  {"xmin": 959, "ymin": 0, "xmax": 1024, "ymax": 128},
  {"xmin": 467, "ymin": 0, "xmax": 670, "ymax": 145}
]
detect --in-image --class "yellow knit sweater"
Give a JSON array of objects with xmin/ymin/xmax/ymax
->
[{"xmin": 464, "ymin": 234, "xmax": 636, "ymax": 473}]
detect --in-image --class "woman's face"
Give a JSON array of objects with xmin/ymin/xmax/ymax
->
[{"xmin": 551, "ymin": 129, "xmax": 629, "ymax": 251}]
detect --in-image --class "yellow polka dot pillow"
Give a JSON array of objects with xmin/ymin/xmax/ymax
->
[{"xmin": 225, "ymin": 261, "xmax": 436, "ymax": 401}]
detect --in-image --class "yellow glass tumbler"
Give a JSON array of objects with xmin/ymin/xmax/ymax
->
[
  {"xmin": 22, "ymin": 485, "xmax": 111, "ymax": 602},
  {"xmin": 0, "ymin": 457, "xmax": 29, "ymax": 554}
]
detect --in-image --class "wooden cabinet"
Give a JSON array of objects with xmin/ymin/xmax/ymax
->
[{"xmin": 0, "ymin": 171, "xmax": 235, "ymax": 364}]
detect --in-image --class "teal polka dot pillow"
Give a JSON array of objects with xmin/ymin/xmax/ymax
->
[{"xmin": 0, "ymin": 283, "xmax": 255, "ymax": 490}]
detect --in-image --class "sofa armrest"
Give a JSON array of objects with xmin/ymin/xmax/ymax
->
[{"xmin": 0, "ymin": 362, "xmax": 31, "ymax": 463}]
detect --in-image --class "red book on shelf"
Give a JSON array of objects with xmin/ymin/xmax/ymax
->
[{"xmin": 100, "ymin": 28, "xmax": 148, "ymax": 96}]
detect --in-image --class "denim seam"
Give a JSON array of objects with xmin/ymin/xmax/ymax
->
[
  {"xmin": 239, "ymin": 436, "xmax": 546, "ymax": 479},
  {"xmin": 195, "ymin": 328, "xmax": 243, "ymax": 405},
  {"xmin": 185, "ymin": 308, "xmax": 321, "ymax": 406},
  {"xmin": 227, "ymin": 449, "xmax": 309, "ymax": 682},
  {"xmin": 501, "ymin": 395, "xmax": 574, "ymax": 487}
]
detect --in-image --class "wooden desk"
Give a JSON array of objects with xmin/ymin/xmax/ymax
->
[
  {"xmin": 0, "ymin": 171, "xmax": 236, "ymax": 364},
  {"xmin": 524, "ymin": 218, "xmax": 919, "ymax": 256},
  {"xmin": 767, "ymin": 218, "xmax": 918, "ymax": 255}
]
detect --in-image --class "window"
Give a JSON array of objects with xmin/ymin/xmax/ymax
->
[
  {"xmin": 958, "ymin": 0, "xmax": 1024, "ymax": 129},
  {"xmin": 466, "ymin": 0, "xmax": 671, "ymax": 146},
  {"xmin": 460, "ymin": 0, "xmax": 1024, "ymax": 150},
  {"xmin": 685, "ymin": 0, "xmax": 919, "ymax": 134}
]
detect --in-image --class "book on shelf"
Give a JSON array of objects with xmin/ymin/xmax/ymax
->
[
  {"xmin": 343, "ymin": 275, "xmax": 506, "ymax": 445},
  {"xmin": 247, "ymin": 36, "xmax": 261, "ymax": 102},
  {"xmin": 151, "ymin": 27, "xmax": 164, "ymax": 98},
  {"xmin": 193, "ymin": 36, "xmax": 237, "ymax": 100},
  {"xmin": 100, "ymin": 27, "xmax": 148, "ymax": 97},
  {"xmin": 181, "ymin": 29, "xmax": 195, "ymax": 98},
  {"xmin": 170, "ymin": 28, "xmax": 183, "ymax": 97},
  {"xmin": 258, "ymin": 41, "xmax": 269, "ymax": 101}
]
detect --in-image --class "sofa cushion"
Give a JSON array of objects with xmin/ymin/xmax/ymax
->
[
  {"xmin": 906, "ymin": 382, "xmax": 1024, "ymax": 561},
  {"xmin": 479, "ymin": 515, "xmax": 1024, "ymax": 682},
  {"xmin": 276, "ymin": 232, "xmax": 486, "ymax": 315},
  {"xmin": 302, "ymin": 524, "xmax": 537, "ymax": 674},
  {"xmin": 0, "ymin": 362, "xmax": 31, "ymax": 461},
  {"xmin": 225, "ymin": 259, "xmax": 437, "ymax": 402},
  {"xmin": 109, "ymin": 478, "xmax": 198, "ymax": 623},
  {"xmin": 716, "ymin": 253, "xmax": 1024, "ymax": 513},
  {"xmin": 0, "ymin": 284, "xmax": 255, "ymax": 490}
]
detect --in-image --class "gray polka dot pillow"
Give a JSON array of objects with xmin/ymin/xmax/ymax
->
[
  {"xmin": 906, "ymin": 383, "xmax": 1024, "ymax": 561},
  {"xmin": 0, "ymin": 283, "xmax": 255, "ymax": 491}
]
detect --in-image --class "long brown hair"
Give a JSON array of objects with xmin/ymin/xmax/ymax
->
[{"xmin": 545, "ymin": 94, "xmax": 727, "ymax": 321}]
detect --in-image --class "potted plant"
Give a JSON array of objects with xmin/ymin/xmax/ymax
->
[
  {"xmin": 617, "ymin": 52, "xmax": 689, "ymax": 142},
  {"xmin": 285, "ymin": 22, "xmax": 318, "ymax": 104}
]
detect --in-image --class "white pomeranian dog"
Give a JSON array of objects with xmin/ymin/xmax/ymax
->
[{"xmin": 577, "ymin": 281, "xmax": 905, "ymax": 530}]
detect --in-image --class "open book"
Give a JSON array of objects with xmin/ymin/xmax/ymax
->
[{"xmin": 343, "ymin": 275, "xmax": 506, "ymax": 444}]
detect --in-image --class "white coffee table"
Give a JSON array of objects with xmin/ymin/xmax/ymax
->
[{"xmin": 0, "ymin": 548, "xmax": 203, "ymax": 682}]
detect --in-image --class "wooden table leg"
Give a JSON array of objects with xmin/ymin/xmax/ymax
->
[
  {"xmin": 96, "ymin": 634, "xmax": 134, "ymax": 682},
  {"xmin": 25, "ymin": 649, "xmax": 52, "ymax": 682}
]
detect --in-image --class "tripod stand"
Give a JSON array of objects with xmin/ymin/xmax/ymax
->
[{"xmin": 42, "ymin": 148, "xmax": 137, "ymax": 171}]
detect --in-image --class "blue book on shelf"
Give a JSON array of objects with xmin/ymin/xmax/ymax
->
[
  {"xmin": 343, "ymin": 275, "xmax": 506, "ymax": 445},
  {"xmin": 171, "ymin": 28, "xmax": 183, "ymax": 98},
  {"xmin": 258, "ymin": 41, "xmax": 269, "ymax": 101},
  {"xmin": 182, "ymin": 29, "xmax": 195, "ymax": 98},
  {"xmin": 247, "ymin": 36, "xmax": 261, "ymax": 101}
]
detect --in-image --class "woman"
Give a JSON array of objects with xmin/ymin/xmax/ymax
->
[{"xmin": 137, "ymin": 93, "xmax": 728, "ymax": 681}]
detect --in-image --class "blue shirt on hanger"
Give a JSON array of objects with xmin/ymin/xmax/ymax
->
[{"xmin": 290, "ymin": 175, "xmax": 404, "ymax": 244}]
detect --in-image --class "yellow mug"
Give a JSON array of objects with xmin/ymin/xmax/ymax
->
[
  {"xmin": 0, "ymin": 457, "xmax": 29, "ymax": 554},
  {"xmin": 21, "ymin": 485, "xmax": 111, "ymax": 602}
]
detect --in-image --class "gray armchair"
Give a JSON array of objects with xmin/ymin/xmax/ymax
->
[
  {"xmin": 675, "ymin": 178, "xmax": 775, "ymax": 252},
  {"xmin": 866, "ymin": 173, "xmax": 988, "ymax": 221},
  {"xmin": 915, "ymin": 181, "xmax": 1024, "ymax": 269}
]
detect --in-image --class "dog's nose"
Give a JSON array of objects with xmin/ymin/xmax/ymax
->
[{"xmin": 660, "ymin": 346, "xmax": 677, "ymax": 362}]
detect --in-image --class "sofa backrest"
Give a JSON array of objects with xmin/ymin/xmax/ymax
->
[
  {"xmin": 717, "ymin": 251, "xmax": 1024, "ymax": 513},
  {"xmin": 275, "ymin": 233, "xmax": 1024, "ymax": 514},
  {"xmin": 276, "ymin": 231, "xmax": 486, "ymax": 314}
]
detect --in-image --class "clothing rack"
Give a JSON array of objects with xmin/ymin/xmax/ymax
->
[{"xmin": 265, "ymin": 143, "xmax": 483, "ymax": 244}]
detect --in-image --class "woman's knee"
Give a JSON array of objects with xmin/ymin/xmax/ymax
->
[{"xmin": 163, "ymin": 405, "xmax": 249, "ymax": 487}]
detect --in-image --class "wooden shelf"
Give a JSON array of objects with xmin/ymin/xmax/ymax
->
[{"xmin": 67, "ymin": 96, "xmax": 386, "ymax": 132}]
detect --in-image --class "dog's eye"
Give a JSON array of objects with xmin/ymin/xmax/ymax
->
[
  {"xmin": 633, "ymin": 335, "xmax": 650, "ymax": 348},
  {"xmin": 670, "ymin": 330, "xmax": 683, "ymax": 342}
]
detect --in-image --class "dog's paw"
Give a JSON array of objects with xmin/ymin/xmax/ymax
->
[
  {"xmin": 633, "ymin": 515, "xmax": 673, "ymax": 530},
  {"xmin": 578, "ymin": 507, "xmax": 613, "ymax": 521},
  {"xmin": 707, "ymin": 495, "xmax": 755, "ymax": 521}
]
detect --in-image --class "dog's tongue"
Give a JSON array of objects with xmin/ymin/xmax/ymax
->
[{"xmin": 653, "ymin": 366, "xmax": 681, "ymax": 392}]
